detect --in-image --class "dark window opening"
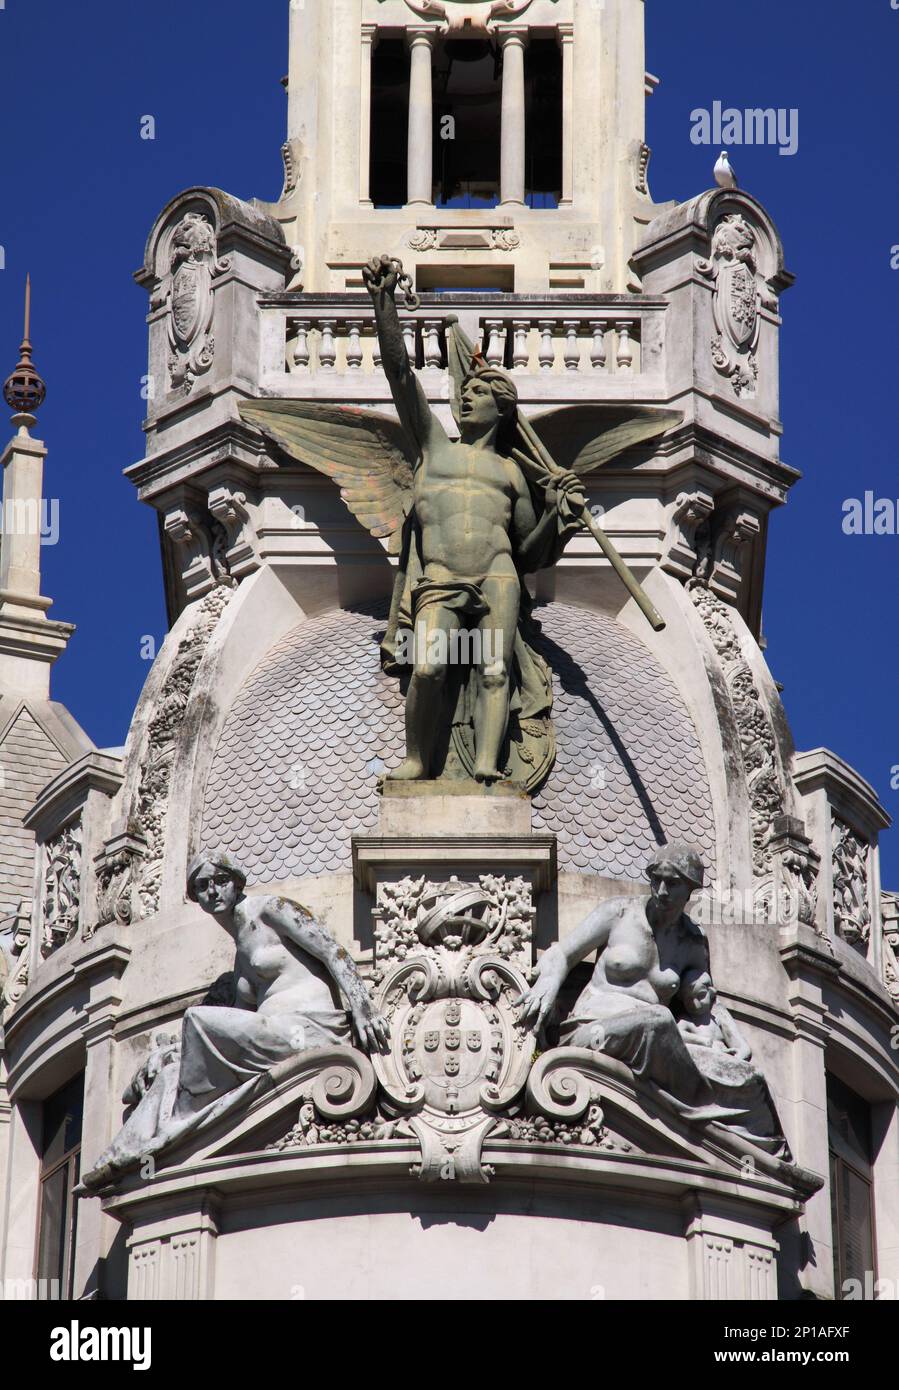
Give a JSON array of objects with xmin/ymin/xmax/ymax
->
[
  {"xmin": 435, "ymin": 38, "xmax": 502, "ymax": 208},
  {"xmin": 827, "ymin": 1073, "xmax": 876, "ymax": 1299},
  {"xmin": 525, "ymin": 39, "xmax": 562, "ymax": 208},
  {"xmin": 369, "ymin": 33, "xmax": 563, "ymax": 210},
  {"xmin": 36, "ymin": 1073, "xmax": 83, "ymax": 1300},
  {"xmin": 370, "ymin": 39, "xmax": 410, "ymax": 209}
]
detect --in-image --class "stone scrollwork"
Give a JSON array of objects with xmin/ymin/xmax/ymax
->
[
  {"xmin": 94, "ymin": 828, "xmax": 147, "ymax": 932},
  {"xmin": 78, "ymin": 850, "xmax": 389, "ymax": 1193},
  {"xmin": 698, "ymin": 214, "xmax": 764, "ymax": 399},
  {"xmin": 756, "ymin": 817, "xmax": 822, "ymax": 934},
  {"xmin": 0, "ymin": 900, "xmax": 33, "ymax": 1012},
  {"xmin": 41, "ymin": 821, "xmax": 82, "ymax": 956},
  {"xmin": 832, "ymin": 817, "xmax": 871, "ymax": 947},
  {"xmin": 161, "ymin": 212, "xmax": 231, "ymax": 393},
  {"xmin": 688, "ymin": 584, "xmax": 784, "ymax": 874}
]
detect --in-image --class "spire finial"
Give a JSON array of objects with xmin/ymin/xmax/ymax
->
[{"xmin": 4, "ymin": 273, "xmax": 47, "ymax": 417}]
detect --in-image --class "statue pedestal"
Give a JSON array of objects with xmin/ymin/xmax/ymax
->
[
  {"xmin": 353, "ymin": 785, "xmax": 556, "ymax": 901},
  {"xmin": 377, "ymin": 777, "xmax": 531, "ymax": 837}
]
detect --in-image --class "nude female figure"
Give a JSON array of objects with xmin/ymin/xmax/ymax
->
[
  {"xmin": 519, "ymin": 844, "xmax": 717, "ymax": 1110},
  {"xmin": 79, "ymin": 850, "xmax": 388, "ymax": 1189}
]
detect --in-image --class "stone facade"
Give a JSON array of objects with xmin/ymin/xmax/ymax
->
[{"xmin": 1, "ymin": 0, "xmax": 897, "ymax": 1303}]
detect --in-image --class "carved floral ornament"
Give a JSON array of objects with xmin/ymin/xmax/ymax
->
[
  {"xmin": 832, "ymin": 817, "xmax": 871, "ymax": 948},
  {"xmin": 152, "ymin": 210, "xmax": 231, "ymax": 394},
  {"xmin": 697, "ymin": 214, "xmax": 776, "ymax": 400},
  {"xmin": 41, "ymin": 822, "xmax": 82, "ymax": 956}
]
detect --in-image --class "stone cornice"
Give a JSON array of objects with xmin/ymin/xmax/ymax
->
[
  {"xmin": 23, "ymin": 748, "xmax": 124, "ymax": 840},
  {"xmin": 793, "ymin": 747, "xmax": 891, "ymax": 839}
]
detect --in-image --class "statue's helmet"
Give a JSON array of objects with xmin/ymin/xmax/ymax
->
[
  {"xmin": 645, "ymin": 842, "xmax": 705, "ymax": 890},
  {"xmin": 186, "ymin": 848, "xmax": 248, "ymax": 901}
]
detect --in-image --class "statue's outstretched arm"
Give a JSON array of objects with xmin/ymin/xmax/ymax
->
[
  {"xmin": 518, "ymin": 902, "xmax": 619, "ymax": 1030},
  {"xmin": 262, "ymin": 896, "xmax": 390, "ymax": 1053},
  {"xmin": 363, "ymin": 255, "xmax": 445, "ymax": 457}
]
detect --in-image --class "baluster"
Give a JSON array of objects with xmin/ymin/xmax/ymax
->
[
  {"xmin": 423, "ymin": 319, "xmax": 443, "ymax": 369},
  {"xmin": 538, "ymin": 320, "xmax": 556, "ymax": 372},
  {"xmin": 512, "ymin": 319, "xmax": 531, "ymax": 371},
  {"xmin": 292, "ymin": 321, "xmax": 310, "ymax": 371},
  {"xmin": 589, "ymin": 320, "xmax": 607, "ymax": 372},
  {"xmin": 318, "ymin": 319, "xmax": 337, "ymax": 371},
  {"xmin": 563, "ymin": 320, "xmax": 581, "ymax": 372},
  {"xmin": 371, "ymin": 331, "xmax": 382, "ymax": 371},
  {"xmin": 400, "ymin": 317, "xmax": 417, "ymax": 363},
  {"xmin": 615, "ymin": 319, "xmax": 634, "ymax": 374},
  {"xmin": 484, "ymin": 319, "xmax": 505, "ymax": 367},
  {"xmin": 346, "ymin": 320, "xmax": 363, "ymax": 370}
]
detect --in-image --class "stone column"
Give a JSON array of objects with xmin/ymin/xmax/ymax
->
[
  {"xmin": 0, "ymin": 417, "xmax": 48, "ymax": 615},
  {"xmin": 558, "ymin": 23, "xmax": 574, "ymax": 206},
  {"xmin": 499, "ymin": 29, "xmax": 528, "ymax": 207},
  {"xmin": 407, "ymin": 28, "xmax": 436, "ymax": 207},
  {"xmin": 359, "ymin": 25, "xmax": 378, "ymax": 205},
  {"xmin": 0, "ymin": 414, "xmax": 71, "ymax": 699}
]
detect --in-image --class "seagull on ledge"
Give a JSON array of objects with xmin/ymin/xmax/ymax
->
[{"xmin": 714, "ymin": 152, "xmax": 738, "ymax": 189}]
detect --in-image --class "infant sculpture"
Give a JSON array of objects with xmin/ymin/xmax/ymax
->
[
  {"xmin": 520, "ymin": 842, "xmax": 789, "ymax": 1155},
  {"xmin": 78, "ymin": 850, "xmax": 389, "ymax": 1191}
]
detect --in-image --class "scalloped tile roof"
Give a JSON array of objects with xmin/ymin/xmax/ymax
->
[{"xmin": 201, "ymin": 601, "xmax": 716, "ymax": 883}]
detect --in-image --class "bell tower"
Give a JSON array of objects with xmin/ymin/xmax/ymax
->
[{"xmin": 278, "ymin": 0, "xmax": 665, "ymax": 294}]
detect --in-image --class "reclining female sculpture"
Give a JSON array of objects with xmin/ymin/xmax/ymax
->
[
  {"xmin": 519, "ymin": 843, "xmax": 789, "ymax": 1155},
  {"xmin": 78, "ymin": 849, "xmax": 388, "ymax": 1191}
]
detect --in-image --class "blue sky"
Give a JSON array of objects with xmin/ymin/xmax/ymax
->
[{"xmin": 1, "ymin": 1, "xmax": 898, "ymax": 878}]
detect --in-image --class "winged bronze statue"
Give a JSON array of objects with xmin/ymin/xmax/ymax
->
[{"xmin": 239, "ymin": 255, "xmax": 681, "ymax": 794}]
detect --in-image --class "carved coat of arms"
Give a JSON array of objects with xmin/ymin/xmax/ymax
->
[
  {"xmin": 698, "ymin": 214, "xmax": 767, "ymax": 399},
  {"xmin": 370, "ymin": 876, "xmax": 536, "ymax": 1181},
  {"xmin": 161, "ymin": 212, "xmax": 230, "ymax": 393}
]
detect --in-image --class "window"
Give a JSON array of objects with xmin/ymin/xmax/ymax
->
[
  {"xmin": 827, "ymin": 1073, "xmax": 876, "ymax": 1299},
  {"xmin": 525, "ymin": 39, "xmax": 562, "ymax": 207},
  {"xmin": 36, "ymin": 1073, "xmax": 83, "ymax": 1299},
  {"xmin": 435, "ymin": 38, "xmax": 502, "ymax": 208},
  {"xmin": 370, "ymin": 39, "xmax": 410, "ymax": 209}
]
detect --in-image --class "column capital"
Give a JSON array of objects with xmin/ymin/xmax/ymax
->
[
  {"xmin": 361, "ymin": 23, "xmax": 379, "ymax": 46},
  {"xmin": 495, "ymin": 25, "xmax": 530, "ymax": 48},
  {"xmin": 405, "ymin": 25, "xmax": 442, "ymax": 48},
  {"xmin": 556, "ymin": 21, "xmax": 574, "ymax": 44}
]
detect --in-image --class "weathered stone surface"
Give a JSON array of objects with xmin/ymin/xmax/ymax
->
[{"xmin": 200, "ymin": 599, "xmax": 716, "ymax": 883}]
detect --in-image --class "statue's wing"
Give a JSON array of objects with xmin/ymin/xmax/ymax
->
[
  {"xmin": 238, "ymin": 400, "xmax": 416, "ymax": 551},
  {"xmin": 528, "ymin": 404, "xmax": 683, "ymax": 475}
]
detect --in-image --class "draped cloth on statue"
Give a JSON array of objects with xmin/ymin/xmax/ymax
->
[
  {"xmin": 79, "ymin": 1003, "xmax": 352, "ymax": 1188},
  {"xmin": 380, "ymin": 515, "xmax": 556, "ymax": 789},
  {"xmin": 562, "ymin": 991, "xmax": 789, "ymax": 1157},
  {"xmin": 174, "ymin": 1004, "xmax": 351, "ymax": 1112}
]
